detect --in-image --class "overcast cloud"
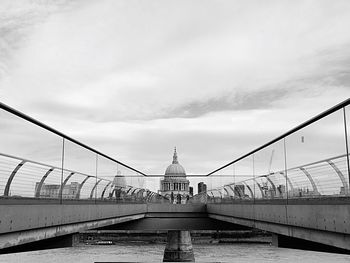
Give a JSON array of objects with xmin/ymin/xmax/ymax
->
[{"xmin": 0, "ymin": 0, "xmax": 350, "ymax": 182}]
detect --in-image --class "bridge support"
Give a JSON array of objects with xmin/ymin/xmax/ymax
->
[{"xmin": 163, "ymin": 231, "xmax": 195, "ymax": 262}]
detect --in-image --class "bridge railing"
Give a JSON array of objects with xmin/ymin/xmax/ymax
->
[
  {"xmin": 191, "ymin": 99, "xmax": 350, "ymax": 203},
  {"xmin": 0, "ymin": 102, "xmax": 167, "ymax": 203}
]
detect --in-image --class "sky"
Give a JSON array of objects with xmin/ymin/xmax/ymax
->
[{"xmin": 1, "ymin": 0, "xmax": 350, "ymax": 185}]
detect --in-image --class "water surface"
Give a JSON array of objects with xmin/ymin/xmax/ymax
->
[{"xmin": 1, "ymin": 243, "xmax": 350, "ymax": 263}]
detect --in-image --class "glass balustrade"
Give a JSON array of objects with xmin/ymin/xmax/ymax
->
[
  {"xmin": 1, "ymin": 99, "xmax": 349, "ymax": 204},
  {"xmin": 192, "ymin": 99, "xmax": 350, "ymax": 203},
  {"xmin": 0, "ymin": 103, "xmax": 165, "ymax": 203}
]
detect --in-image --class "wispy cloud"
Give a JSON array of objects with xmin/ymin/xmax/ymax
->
[{"xmin": 165, "ymin": 89, "xmax": 291, "ymax": 119}]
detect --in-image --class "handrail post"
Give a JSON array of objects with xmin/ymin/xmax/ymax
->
[
  {"xmin": 283, "ymin": 138, "xmax": 289, "ymax": 202},
  {"xmin": 90, "ymin": 179, "xmax": 102, "ymax": 199},
  {"xmin": 35, "ymin": 168, "xmax": 55, "ymax": 198},
  {"xmin": 58, "ymin": 172, "xmax": 75, "ymax": 200},
  {"xmin": 242, "ymin": 182, "xmax": 254, "ymax": 199},
  {"xmin": 95, "ymin": 154, "xmax": 98, "ymax": 202},
  {"xmin": 343, "ymin": 107, "xmax": 350, "ymax": 194},
  {"xmin": 327, "ymin": 160, "xmax": 349, "ymax": 195},
  {"xmin": 76, "ymin": 176, "xmax": 91, "ymax": 199},
  {"xmin": 4, "ymin": 160, "xmax": 26, "ymax": 196},
  {"xmin": 299, "ymin": 167, "xmax": 319, "ymax": 195},
  {"xmin": 60, "ymin": 138, "xmax": 65, "ymax": 204},
  {"xmin": 101, "ymin": 182, "xmax": 112, "ymax": 199}
]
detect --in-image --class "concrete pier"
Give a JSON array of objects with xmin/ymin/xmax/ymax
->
[{"xmin": 163, "ymin": 230, "xmax": 195, "ymax": 262}]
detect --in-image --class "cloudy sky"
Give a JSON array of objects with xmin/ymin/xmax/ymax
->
[{"xmin": 1, "ymin": 0, "xmax": 350, "ymax": 180}]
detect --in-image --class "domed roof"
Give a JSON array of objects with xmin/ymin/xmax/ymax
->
[
  {"xmin": 165, "ymin": 163, "xmax": 186, "ymax": 175},
  {"xmin": 165, "ymin": 148, "xmax": 186, "ymax": 176}
]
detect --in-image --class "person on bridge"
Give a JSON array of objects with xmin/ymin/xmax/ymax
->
[
  {"xmin": 171, "ymin": 191, "xmax": 174, "ymax": 203},
  {"xmin": 177, "ymin": 193, "xmax": 181, "ymax": 204}
]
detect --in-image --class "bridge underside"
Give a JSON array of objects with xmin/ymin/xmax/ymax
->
[
  {"xmin": 2, "ymin": 203, "xmax": 241, "ymax": 253},
  {"xmin": 100, "ymin": 203, "xmax": 249, "ymax": 230},
  {"xmin": 207, "ymin": 200, "xmax": 350, "ymax": 253},
  {"xmin": 0, "ymin": 201, "xmax": 148, "ymax": 253},
  {"xmin": 100, "ymin": 217, "xmax": 249, "ymax": 231}
]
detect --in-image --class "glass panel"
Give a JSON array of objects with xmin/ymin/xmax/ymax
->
[
  {"xmin": 0, "ymin": 109, "xmax": 63, "ymax": 198},
  {"xmin": 11, "ymin": 161, "xmax": 62, "ymax": 198},
  {"xmin": 198, "ymin": 154, "xmax": 255, "ymax": 203},
  {"xmin": 210, "ymin": 165, "xmax": 235, "ymax": 190},
  {"xmin": 59, "ymin": 170, "xmax": 78, "ymax": 200},
  {"xmin": 96, "ymin": 156, "xmax": 119, "ymax": 200},
  {"xmin": 285, "ymin": 108, "xmax": 347, "ymax": 197},
  {"xmin": 0, "ymin": 109, "xmax": 63, "ymax": 165},
  {"xmin": 63, "ymin": 141, "xmax": 96, "ymax": 175},
  {"xmin": 63, "ymin": 172, "xmax": 92, "ymax": 200},
  {"xmin": 62, "ymin": 140, "xmax": 97, "ymax": 200},
  {"xmin": 253, "ymin": 140, "xmax": 287, "ymax": 199},
  {"xmin": 96, "ymin": 180, "xmax": 110, "ymax": 200},
  {"xmin": 242, "ymin": 178, "xmax": 256, "ymax": 199},
  {"xmin": 78, "ymin": 175, "xmax": 95, "ymax": 199},
  {"xmin": 0, "ymin": 106, "xmax": 154, "ymax": 202},
  {"xmin": 144, "ymin": 175, "xmax": 158, "ymax": 194}
]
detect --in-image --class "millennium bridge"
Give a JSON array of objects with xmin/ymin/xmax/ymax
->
[{"xmin": 0, "ymin": 99, "xmax": 350, "ymax": 257}]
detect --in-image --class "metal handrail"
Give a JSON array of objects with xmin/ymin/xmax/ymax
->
[{"xmin": 0, "ymin": 152, "xmax": 94, "ymax": 179}]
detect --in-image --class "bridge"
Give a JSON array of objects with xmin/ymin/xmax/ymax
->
[{"xmin": 0, "ymin": 99, "xmax": 350, "ymax": 256}]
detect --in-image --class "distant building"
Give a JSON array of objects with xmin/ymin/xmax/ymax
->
[
  {"xmin": 159, "ymin": 148, "xmax": 190, "ymax": 203},
  {"xmin": 112, "ymin": 170, "xmax": 127, "ymax": 199},
  {"xmin": 35, "ymin": 182, "xmax": 80, "ymax": 199},
  {"xmin": 290, "ymin": 187, "xmax": 315, "ymax": 198},
  {"xmin": 198, "ymin": 182, "xmax": 207, "ymax": 194}
]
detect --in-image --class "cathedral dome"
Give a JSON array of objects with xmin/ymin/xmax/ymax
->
[
  {"xmin": 165, "ymin": 163, "xmax": 186, "ymax": 175},
  {"xmin": 165, "ymin": 148, "xmax": 186, "ymax": 176}
]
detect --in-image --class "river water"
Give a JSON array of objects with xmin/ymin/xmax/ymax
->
[{"xmin": 1, "ymin": 243, "xmax": 350, "ymax": 263}]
